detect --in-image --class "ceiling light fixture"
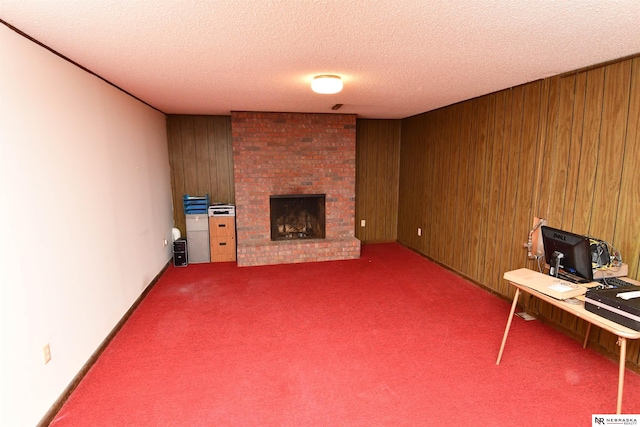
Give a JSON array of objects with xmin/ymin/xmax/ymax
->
[{"xmin": 311, "ymin": 75, "xmax": 343, "ymax": 94}]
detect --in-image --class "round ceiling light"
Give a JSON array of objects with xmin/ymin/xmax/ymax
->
[{"xmin": 311, "ymin": 75, "xmax": 343, "ymax": 94}]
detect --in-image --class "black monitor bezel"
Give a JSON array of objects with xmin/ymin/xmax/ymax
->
[{"xmin": 541, "ymin": 225, "xmax": 593, "ymax": 282}]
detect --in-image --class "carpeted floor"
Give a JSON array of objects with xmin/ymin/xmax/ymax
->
[{"xmin": 50, "ymin": 243, "xmax": 640, "ymax": 426}]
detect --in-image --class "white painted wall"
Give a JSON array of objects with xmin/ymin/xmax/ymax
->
[{"xmin": 0, "ymin": 25, "xmax": 174, "ymax": 426}]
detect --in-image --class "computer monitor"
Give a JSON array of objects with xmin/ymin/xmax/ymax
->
[{"xmin": 541, "ymin": 225, "xmax": 593, "ymax": 283}]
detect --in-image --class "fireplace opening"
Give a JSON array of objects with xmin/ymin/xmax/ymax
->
[{"xmin": 270, "ymin": 194, "xmax": 326, "ymax": 241}]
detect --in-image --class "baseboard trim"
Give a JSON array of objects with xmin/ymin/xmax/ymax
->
[
  {"xmin": 37, "ymin": 260, "xmax": 171, "ymax": 426},
  {"xmin": 395, "ymin": 240, "xmax": 508, "ymax": 300},
  {"xmin": 358, "ymin": 239, "xmax": 397, "ymax": 244}
]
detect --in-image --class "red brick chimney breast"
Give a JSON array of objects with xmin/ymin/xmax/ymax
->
[{"xmin": 232, "ymin": 111, "xmax": 361, "ymax": 266}]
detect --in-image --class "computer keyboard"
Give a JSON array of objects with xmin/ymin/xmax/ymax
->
[
  {"xmin": 556, "ymin": 271, "xmax": 590, "ymax": 284},
  {"xmin": 595, "ymin": 276, "xmax": 635, "ymax": 289}
]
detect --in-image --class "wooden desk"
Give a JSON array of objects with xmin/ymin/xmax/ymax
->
[{"xmin": 496, "ymin": 268, "xmax": 640, "ymax": 414}]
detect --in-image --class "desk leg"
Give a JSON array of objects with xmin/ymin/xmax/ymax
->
[
  {"xmin": 496, "ymin": 288, "xmax": 520, "ymax": 365},
  {"xmin": 616, "ymin": 337, "xmax": 627, "ymax": 414},
  {"xmin": 583, "ymin": 323, "xmax": 591, "ymax": 349}
]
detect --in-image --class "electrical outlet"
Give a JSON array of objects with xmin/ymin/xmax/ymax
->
[
  {"xmin": 43, "ymin": 343, "xmax": 51, "ymax": 364},
  {"xmin": 418, "ymin": 227, "xmax": 422, "ymax": 236},
  {"xmin": 360, "ymin": 219, "xmax": 366, "ymax": 227},
  {"xmin": 163, "ymin": 238, "xmax": 168, "ymax": 247}
]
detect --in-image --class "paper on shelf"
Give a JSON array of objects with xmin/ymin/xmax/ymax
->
[{"xmin": 549, "ymin": 284, "xmax": 576, "ymax": 293}]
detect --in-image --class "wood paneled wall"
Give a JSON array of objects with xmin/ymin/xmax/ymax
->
[
  {"xmin": 166, "ymin": 115, "xmax": 401, "ymax": 243},
  {"xmin": 355, "ymin": 119, "xmax": 401, "ymax": 243},
  {"xmin": 166, "ymin": 115, "xmax": 234, "ymax": 236},
  {"xmin": 398, "ymin": 56, "xmax": 640, "ymax": 367}
]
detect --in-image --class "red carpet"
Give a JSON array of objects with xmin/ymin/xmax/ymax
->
[{"xmin": 50, "ymin": 243, "xmax": 640, "ymax": 426}]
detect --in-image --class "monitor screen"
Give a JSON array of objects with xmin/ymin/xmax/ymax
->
[{"xmin": 541, "ymin": 226, "xmax": 593, "ymax": 283}]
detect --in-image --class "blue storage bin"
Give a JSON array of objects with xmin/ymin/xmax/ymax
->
[{"xmin": 183, "ymin": 194, "xmax": 209, "ymax": 214}]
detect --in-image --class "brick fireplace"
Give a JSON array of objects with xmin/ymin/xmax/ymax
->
[{"xmin": 232, "ymin": 112, "xmax": 361, "ymax": 266}]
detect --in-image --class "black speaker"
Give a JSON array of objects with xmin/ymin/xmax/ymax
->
[{"xmin": 173, "ymin": 238, "xmax": 187, "ymax": 267}]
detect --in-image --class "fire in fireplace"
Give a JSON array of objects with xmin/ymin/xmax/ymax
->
[{"xmin": 270, "ymin": 194, "xmax": 326, "ymax": 241}]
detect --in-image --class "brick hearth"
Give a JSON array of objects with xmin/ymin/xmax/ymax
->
[{"xmin": 232, "ymin": 112, "xmax": 361, "ymax": 266}]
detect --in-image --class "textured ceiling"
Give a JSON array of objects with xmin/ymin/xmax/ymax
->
[{"xmin": 2, "ymin": 1, "xmax": 640, "ymax": 119}]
